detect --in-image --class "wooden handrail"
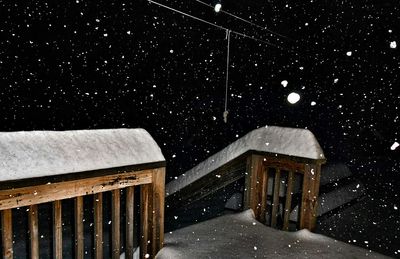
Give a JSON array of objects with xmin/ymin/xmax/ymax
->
[{"xmin": 0, "ymin": 167, "xmax": 165, "ymax": 259}]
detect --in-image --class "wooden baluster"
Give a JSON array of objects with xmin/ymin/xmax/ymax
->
[
  {"xmin": 1, "ymin": 209, "xmax": 13, "ymax": 258},
  {"xmin": 94, "ymin": 193, "xmax": 103, "ymax": 259},
  {"xmin": 152, "ymin": 168, "xmax": 165, "ymax": 257},
  {"xmin": 271, "ymin": 168, "xmax": 281, "ymax": 228},
  {"xmin": 283, "ymin": 171, "xmax": 294, "ymax": 231},
  {"xmin": 112, "ymin": 190, "xmax": 121, "ymax": 259},
  {"xmin": 29, "ymin": 204, "xmax": 39, "ymax": 259},
  {"xmin": 126, "ymin": 186, "xmax": 135, "ymax": 259},
  {"xmin": 53, "ymin": 200, "xmax": 63, "ymax": 259},
  {"xmin": 140, "ymin": 184, "xmax": 152, "ymax": 259},
  {"xmin": 75, "ymin": 196, "xmax": 84, "ymax": 259}
]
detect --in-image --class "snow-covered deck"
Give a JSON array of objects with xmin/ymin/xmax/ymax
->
[
  {"xmin": 157, "ymin": 210, "xmax": 389, "ymax": 259},
  {"xmin": 166, "ymin": 125, "xmax": 325, "ymax": 196},
  {"xmin": 0, "ymin": 128, "xmax": 165, "ymax": 182}
]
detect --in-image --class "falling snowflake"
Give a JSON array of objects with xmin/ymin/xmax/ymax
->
[
  {"xmin": 346, "ymin": 51, "xmax": 352, "ymax": 56},
  {"xmin": 281, "ymin": 80, "xmax": 288, "ymax": 87},
  {"xmin": 390, "ymin": 141, "xmax": 399, "ymax": 150},
  {"xmin": 390, "ymin": 41, "xmax": 397, "ymax": 49}
]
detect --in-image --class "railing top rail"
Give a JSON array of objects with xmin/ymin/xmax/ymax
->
[{"xmin": 0, "ymin": 128, "xmax": 165, "ymax": 183}]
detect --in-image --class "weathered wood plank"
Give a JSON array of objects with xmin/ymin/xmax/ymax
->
[
  {"xmin": 244, "ymin": 154, "xmax": 267, "ymax": 223},
  {"xmin": 53, "ymin": 200, "xmax": 63, "ymax": 259},
  {"xmin": 126, "ymin": 186, "xmax": 135, "ymax": 259},
  {"xmin": 112, "ymin": 190, "xmax": 121, "ymax": 259},
  {"xmin": 140, "ymin": 184, "xmax": 152, "ymax": 259},
  {"xmin": 1, "ymin": 209, "xmax": 13, "ymax": 258},
  {"xmin": 0, "ymin": 170, "xmax": 153, "ymax": 210},
  {"xmin": 299, "ymin": 164, "xmax": 321, "ymax": 231},
  {"xmin": 263, "ymin": 157, "xmax": 306, "ymax": 173},
  {"xmin": 29, "ymin": 204, "xmax": 39, "ymax": 259},
  {"xmin": 74, "ymin": 196, "xmax": 84, "ymax": 259},
  {"xmin": 94, "ymin": 193, "xmax": 103, "ymax": 259},
  {"xmin": 271, "ymin": 169, "xmax": 281, "ymax": 228},
  {"xmin": 152, "ymin": 168, "xmax": 165, "ymax": 256},
  {"xmin": 283, "ymin": 171, "xmax": 294, "ymax": 231}
]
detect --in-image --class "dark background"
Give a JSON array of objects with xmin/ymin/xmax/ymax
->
[
  {"xmin": 0, "ymin": 0, "xmax": 399, "ymax": 256},
  {"xmin": 1, "ymin": 0, "xmax": 398, "ymax": 179}
]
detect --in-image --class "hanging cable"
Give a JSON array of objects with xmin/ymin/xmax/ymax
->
[{"xmin": 223, "ymin": 29, "xmax": 231, "ymax": 123}]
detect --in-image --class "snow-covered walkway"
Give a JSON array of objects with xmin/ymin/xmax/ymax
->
[{"xmin": 157, "ymin": 210, "xmax": 389, "ymax": 259}]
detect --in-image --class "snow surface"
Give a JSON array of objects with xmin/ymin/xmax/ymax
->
[
  {"xmin": 156, "ymin": 210, "xmax": 389, "ymax": 259},
  {"xmin": 0, "ymin": 128, "xmax": 165, "ymax": 182},
  {"xmin": 166, "ymin": 126, "xmax": 325, "ymax": 196}
]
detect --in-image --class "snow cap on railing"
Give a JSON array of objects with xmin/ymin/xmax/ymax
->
[
  {"xmin": 166, "ymin": 125, "xmax": 325, "ymax": 196},
  {"xmin": 0, "ymin": 128, "xmax": 165, "ymax": 182}
]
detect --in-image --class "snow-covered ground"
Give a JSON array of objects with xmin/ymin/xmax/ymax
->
[{"xmin": 157, "ymin": 210, "xmax": 389, "ymax": 259}]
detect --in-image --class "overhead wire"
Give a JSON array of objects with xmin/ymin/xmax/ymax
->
[
  {"xmin": 194, "ymin": 0, "xmax": 292, "ymax": 41},
  {"xmin": 147, "ymin": 0, "xmax": 290, "ymax": 52}
]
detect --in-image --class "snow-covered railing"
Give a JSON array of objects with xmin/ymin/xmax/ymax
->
[
  {"xmin": 0, "ymin": 129, "xmax": 165, "ymax": 259},
  {"xmin": 166, "ymin": 126, "xmax": 326, "ymax": 231}
]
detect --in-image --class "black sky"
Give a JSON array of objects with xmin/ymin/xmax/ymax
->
[{"xmin": 0, "ymin": 0, "xmax": 399, "ymax": 181}]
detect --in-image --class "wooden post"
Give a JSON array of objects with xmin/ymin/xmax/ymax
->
[
  {"xmin": 112, "ymin": 190, "xmax": 121, "ymax": 259},
  {"xmin": 152, "ymin": 168, "xmax": 165, "ymax": 257},
  {"xmin": 283, "ymin": 171, "xmax": 294, "ymax": 231},
  {"xmin": 74, "ymin": 196, "xmax": 84, "ymax": 259},
  {"xmin": 53, "ymin": 200, "xmax": 63, "ymax": 259},
  {"xmin": 244, "ymin": 154, "xmax": 267, "ymax": 223},
  {"xmin": 126, "ymin": 186, "xmax": 135, "ymax": 259},
  {"xmin": 94, "ymin": 193, "xmax": 103, "ymax": 259},
  {"xmin": 140, "ymin": 184, "xmax": 153, "ymax": 259},
  {"xmin": 29, "ymin": 204, "xmax": 39, "ymax": 259},
  {"xmin": 271, "ymin": 169, "xmax": 281, "ymax": 228},
  {"xmin": 1, "ymin": 209, "xmax": 13, "ymax": 258},
  {"xmin": 299, "ymin": 164, "xmax": 321, "ymax": 231}
]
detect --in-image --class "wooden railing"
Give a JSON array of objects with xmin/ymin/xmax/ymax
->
[
  {"xmin": 0, "ymin": 165, "xmax": 165, "ymax": 259},
  {"xmin": 167, "ymin": 151, "xmax": 325, "ymax": 232},
  {"xmin": 244, "ymin": 153, "xmax": 324, "ymax": 231}
]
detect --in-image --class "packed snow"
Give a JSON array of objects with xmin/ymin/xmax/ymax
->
[
  {"xmin": 156, "ymin": 210, "xmax": 389, "ymax": 258},
  {"xmin": 0, "ymin": 128, "xmax": 165, "ymax": 182},
  {"xmin": 166, "ymin": 126, "xmax": 325, "ymax": 196}
]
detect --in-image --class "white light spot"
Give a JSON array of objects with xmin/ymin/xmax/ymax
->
[
  {"xmin": 390, "ymin": 141, "xmax": 399, "ymax": 150},
  {"xmin": 254, "ymin": 246, "xmax": 257, "ymax": 251},
  {"xmin": 311, "ymin": 101, "xmax": 316, "ymax": 106},
  {"xmin": 127, "ymin": 31, "xmax": 131, "ymax": 35},
  {"xmin": 299, "ymin": 66, "xmax": 304, "ymax": 70},
  {"xmin": 394, "ymin": 205, "xmax": 398, "ymax": 210},
  {"xmin": 145, "ymin": 254, "xmax": 150, "ymax": 258},
  {"xmin": 103, "ymin": 33, "xmax": 108, "ymax": 37},
  {"xmin": 174, "ymin": 216, "xmax": 178, "ymax": 220},
  {"xmin": 170, "ymin": 49, "xmax": 174, "ymax": 53},
  {"xmin": 287, "ymin": 92, "xmax": 300, "ymax": 104},
  {"xmin": 389, "ymin": 29, "xmax": 393, "ymax": 33},
  {"xmin": 346, "ymin": 51, "xmax": 352, "ymax": 56},
  {"xmin": 334, "ymin": 78, "xmax": 339, "ymax": 84},
  {"xmin": 212, "ymin": 116, "xmax": 216, "ymax": 121},
  {"xmin": 281, "ymin": 80, "xmax": 288, "ymax": 87},
  {"xmin": 390, "ymin": 41, "xmax": 397, "ymax": 49},
  {"xmin": 214, "ymin": 3, "xmax": 222, "ymax": 12}
]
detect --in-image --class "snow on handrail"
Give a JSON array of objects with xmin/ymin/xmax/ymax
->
[
  {"xmin": 166, "ymin": 125, "xmax": 325, "ymax": 196},
  {"xmin": 0, "ymin": 128, "xmax": 165, "ymax": 182}
]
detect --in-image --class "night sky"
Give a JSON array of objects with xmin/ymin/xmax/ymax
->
[
  {"xmin": 1, "ymin": 0, "xmax": 400, "ymax": 256},
  {"xmin": 0, "ymin": 0, "xmax": 399, "ymax": 179}
]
